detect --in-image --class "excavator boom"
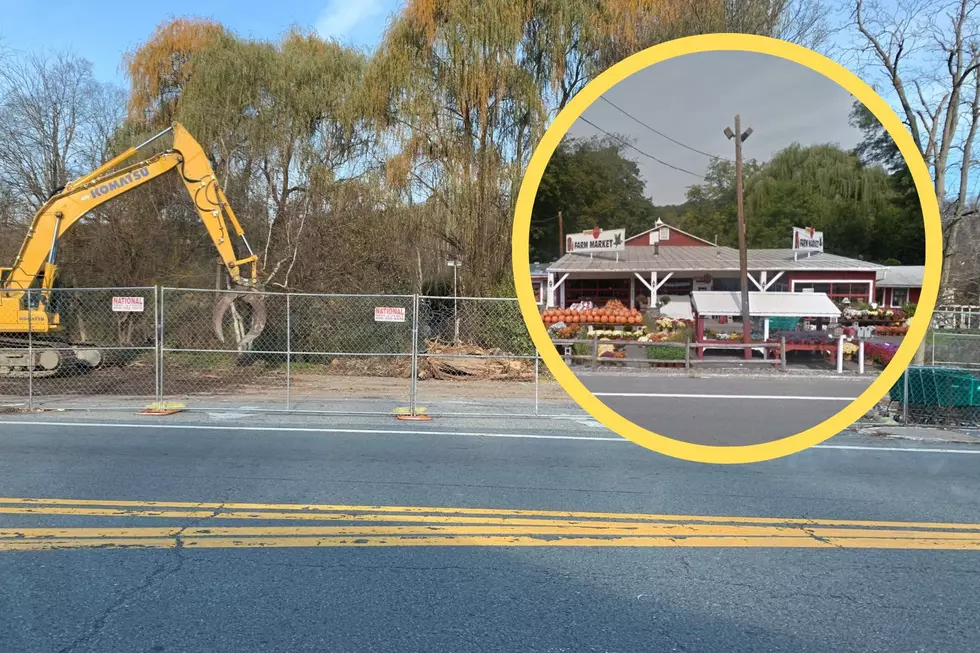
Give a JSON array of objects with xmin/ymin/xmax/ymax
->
[{"xmin": 0, "ymin": 123, "xmax": 267, "ymax": 376}]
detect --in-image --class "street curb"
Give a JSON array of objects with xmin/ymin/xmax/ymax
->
[{"xmin": 851, "ymin": 426, "xmax": 980, "ymax": 445}]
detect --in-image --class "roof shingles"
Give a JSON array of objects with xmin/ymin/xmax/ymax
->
[
  {"xmin": 547, "ymin": 246, "xmax": 886, "ymax": 273},
  {"xmin": 877, "ymin": 265, "xmax": 924, "ymax": 287}
]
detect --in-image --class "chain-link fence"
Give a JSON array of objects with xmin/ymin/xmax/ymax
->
[
  {"xmin": 161, "ymin": 287, "xmax": 289, "ymax": 410},
  {"xmin": 871, "ymin": 325, "xmax": 980, "ymax": 428},
  {"xmin": 926, "ymin": 329, "xmax": 980, "ymax": 369},
  {"xmin": 886, "ymin": 364, "xmax": 980, "ymax": 427},
  {"xmin": 30, "ymin": 287, "xmax": 980, "ymax": 426},
  {"xmin": 414, "ymin": 296, "xmax": 545, "ymax": 416},
  {"xmin": 0, "ymin": 287, "xmax": 581, "ymax": 417},
  {"xmin": 0, "ymin": 288, "xmax": 158, "ymax": 410}
]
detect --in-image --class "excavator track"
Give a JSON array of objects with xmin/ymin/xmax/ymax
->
[{"xmin": 0, "ymin": 337, "xmax": 102, "ymax": 378}]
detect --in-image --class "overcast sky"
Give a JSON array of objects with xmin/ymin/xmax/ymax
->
[{"xmin": 567, "ymin": 50, "xmax": 866, "ymax": 205}]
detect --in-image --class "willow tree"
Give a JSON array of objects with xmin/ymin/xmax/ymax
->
[
  {"xmin": 744, "ymin": 143, "xmax": 905, "ymax": 261},
  {"xmin": 364, "ymin": 1, "xmax": 540, "ymax": 294},
  {"xmin": 365, "ymin": 0, "xmax": 839, "ymax": 294},
  {"xmin": 176, "ymin": 28, "xmax": 369, "ymax": 289},
  {"xmin": 122, "ymin": 17, "xmax": 228, "ymax": 128},
  {"xmin": 363, "ymin": 0, "xmax": 681, "ymax": 293},
  {"xmin": 591, "ymin": 0, "xmax": 836, "ymax": 71}
]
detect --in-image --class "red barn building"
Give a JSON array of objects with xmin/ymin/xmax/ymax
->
[
  {"xmin": 625, "ymin": 219, "xmax": 716, "ymax": 248},
  {"xmin": 542, "ymin": 220, "xmax": 888, "ymax": 310},
  {"xmin": 875, "ymin": 265, "xmax": 923, "ymax": 308}
]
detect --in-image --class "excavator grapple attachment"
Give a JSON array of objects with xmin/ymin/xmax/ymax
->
[{"xmin": 213, "ymin": 288, "xmax": 267, "ymax": 350}]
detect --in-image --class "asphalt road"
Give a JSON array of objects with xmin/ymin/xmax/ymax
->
[
  {"xmin": 577, "ymin": 373, "xmax": 878, "ymax": 445},
  {"xmin": 0, "ymin": 416, "xmax": 978, "ymax": 652}
]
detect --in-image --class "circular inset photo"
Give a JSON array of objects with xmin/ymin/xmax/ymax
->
[{"xmin": 512, "ymin": 35, "xmax": 941, "ymax": 464}]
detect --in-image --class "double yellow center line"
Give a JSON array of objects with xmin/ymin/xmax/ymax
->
[{"xmin": 0, "ymin": 497, "xmax": 978, "ymax": 550}]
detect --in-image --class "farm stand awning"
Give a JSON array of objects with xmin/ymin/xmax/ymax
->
[{"xmin": 690, "ymin": 291, "xmax": 841, "ymax": 318}]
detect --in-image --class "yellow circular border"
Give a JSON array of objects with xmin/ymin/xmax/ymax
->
[{"xmin": 512, "ymin": 33, "xmax": 941, "ymax": 464}]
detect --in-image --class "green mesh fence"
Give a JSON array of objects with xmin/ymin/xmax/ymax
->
[{"xmin": 890, "ymin": 365, "xmax": 980, "ymax": 426}]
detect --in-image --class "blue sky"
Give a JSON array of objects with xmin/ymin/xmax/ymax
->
[
  {"xmin": 0, "ymin": 0, "xmax": 405, "ymax": 85},
  {"xmin": 570, "ymin": 50, "xmax": 867, "ymax": 205},
  {"xmin": 1, "ymin": 0, "xmax": 971, "ymax": 201}
]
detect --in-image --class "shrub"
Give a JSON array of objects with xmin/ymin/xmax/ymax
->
[{"xmin": 646, "ymin": 344, "xmax": 686, "ymax": 361}]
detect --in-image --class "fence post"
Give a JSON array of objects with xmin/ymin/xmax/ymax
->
[
  {"xmin": 410, "ymin": 294, "xmax": 419, "ymax": 416},
  {"xmin": 591, "ymin": 333, "xmax": 598, "ymax": 370},
  {"xmin": 836, "ymin": 335, "xmax": 844, "ymax": 373},
  {"xmin": 903, "ymin": 365, "xmax": 910, "ymax": 424},
  {"xmin": 27, "ymin": 289, "xmax": 33, "ymax": 411},
  {"xmin": 159, "ymin": 288, "xmax": 165, "ymax": 402},
  {"xmin": 153, "ymin": 285, "xmax": 161, "ymax": 402},
  {"xmin": 534, "ymin": 351, "xmax": 539, "ymax": 416},
  {"xmin": 858, "ymin": 340, "xmax": 865, "ymax": 374},
  {"xmin": 286, "ymin": 293, "xmax": 291, "ymax": 411},
  {"xmin": 780, "ymin": 337, "xmax": 786, "ymax": 372},
  {"xmin": 931, "ymin": 329, "xmax": 935, "ymax": 366},
  {"xmin": 684, "ymin": 338, "xmax": 691, "ymax": 370}
]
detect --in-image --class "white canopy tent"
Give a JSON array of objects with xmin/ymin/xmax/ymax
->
[
  {"xmin": 690, "ymin": 291, "xmax": 841, "ymax": 318},
  {"xmin": 690, "ymin": 291, "xmax": 841, "ymax": 340},
  {"xmin": 657, "ymin": 295, "xmax": 695, "ymax": 321}
]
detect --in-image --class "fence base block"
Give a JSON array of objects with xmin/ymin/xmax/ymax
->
[
  {"xmin": 393, "ymin": 406, "xmax": 431, "ymax": 421},
  {"xmin": 139, "ymin": 402, "xmax": 186, "ymax": 416}
]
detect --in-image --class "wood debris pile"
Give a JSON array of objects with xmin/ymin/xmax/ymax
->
[
  {"xmin": 419, "ymin": 339, "xmax": 533, "ymax": 381},
  {"xmin": 325, "ymin": 356, "xmax": 411, "ymax": 378}
]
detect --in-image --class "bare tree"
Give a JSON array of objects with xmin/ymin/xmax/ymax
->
[
  {"xmin": 944, "ymin": 207, "xmax": 980, "ymax": 302},
  {"xmin": 76, "ymin": 82, "xmax": 128, "ymax": 170},
  {"xmin": 0, "ymin": 50, "xmax": 125, "ymax": 214},
  {"xmin": 847, "ymin": 0, "xmax": 980, "ymax": 300}
]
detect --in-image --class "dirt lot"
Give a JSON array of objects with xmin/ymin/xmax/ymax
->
[
  {"xmin": 0, "ymin": 348, "xmax": 881, "ymax": 406},
  {"xmin": 0, "ymin": 358, "xmax": 570, "ymax": 402}
]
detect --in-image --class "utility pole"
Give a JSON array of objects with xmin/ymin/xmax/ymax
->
[
  {"xmin": 558, "ymin": 210, "xmax": 564, "ymax": 258},
  {"xmin": 725, "ymin": 116, "xmax": 753, "ymax": 360}
]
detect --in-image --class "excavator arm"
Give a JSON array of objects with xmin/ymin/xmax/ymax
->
[{"xmin": 1, "ymin": 123, "xmax": 266, "ymax": 348}]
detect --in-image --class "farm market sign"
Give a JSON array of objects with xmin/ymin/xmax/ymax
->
[
  {"xmin": 374, "ymin": 306, "xmax": 406, "ymax": 323},
  {"xmin": 792, "ymin": 226, "xmax": 824, "ymax": 253},
  {"xmin": 566, "ymin": 227, "xmax": 625, "ymax": 254}
]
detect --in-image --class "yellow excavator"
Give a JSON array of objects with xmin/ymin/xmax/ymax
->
[{"xmin": 0, "ymin": 122, "xmax": 267, "ymax": 377}]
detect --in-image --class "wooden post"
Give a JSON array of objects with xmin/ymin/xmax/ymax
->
[
  {"xmin": 684, "ymin": 338, "xmax": 691, "ymax": 370},
  {"xmin": 780, "ymin": 337, "xmax": 787, "ymax": 372},
  {"xmin": 558, "ymin": 210, "xmax": 564, "ymax": 258},
  {"xmin": 591, "ymin": 333, "xmax": 598, "ymax": 370},
  {"xmin": 858, "ymin": 340, "xmax": 865, "ymax": 374}
]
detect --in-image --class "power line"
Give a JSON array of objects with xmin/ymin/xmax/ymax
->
[
  {"xmin": 598, "ymin": 96, "xmax": 733, "ymax": 163},
  {"xmin": 577, "ymin": 116, "xmax": 706, "ymax": 179}
]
